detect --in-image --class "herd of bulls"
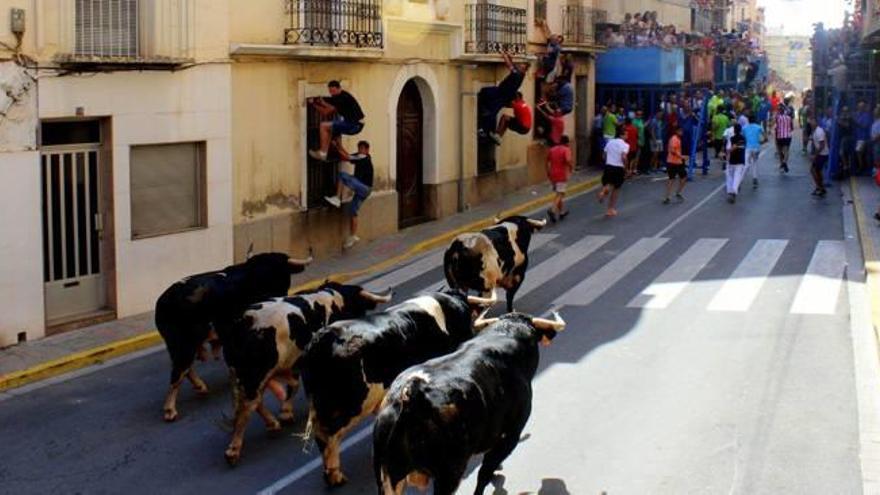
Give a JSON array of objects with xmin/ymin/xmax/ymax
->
[{"xmin": 154, "ymin": 216, "xmax": 567, "ymax": 495}]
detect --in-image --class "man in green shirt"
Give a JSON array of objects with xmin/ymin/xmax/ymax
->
[
  {"xmin": 633, "ymin": 110, "xmax": 646, "ymax": 172},
  {"xmin": 603, "ymin": 103, "xmax": 619, "ymax": 140},
  {"xmin": 712, "ymin": 107, "xmax": 731, "ymax": 160},
  {"xmin": 708, "ymin": 90, "xmax": 724, "ymax": 120}
]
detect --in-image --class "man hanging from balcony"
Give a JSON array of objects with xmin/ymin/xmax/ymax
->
[
  {"xmin": 308, "ymin": 81, "xmax": 365, "ymax": 162},
  {"xmin": 537, "ymin": 21, "xmax": 564, "ymax": 83},
  {"xmin": 478, "ymin": 51, "xmax": 529, "ymax": 145},
  {"xmin": 496, "ymin": 92, "xmax": 532, "ymax": 140}
]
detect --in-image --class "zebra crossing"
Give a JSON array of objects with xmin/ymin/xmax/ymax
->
[{"xmin": 360, "ymin": 233, "xmax": 849, "ymax": 316}]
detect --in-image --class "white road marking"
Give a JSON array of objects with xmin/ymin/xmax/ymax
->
[
  {"xmin": 555, "ymin": 237, "xmax": 670, "ymax": 306},
  {"xmin": 789, "ymin": 240, "xmax": 847, "ymax": 315},
  {"xmin": 707, "ymin": 239, "xmax": 788, "ymax": 312},
  {"xmin": 256, "ymin": 426, "xmax": 372, "ymax": 495},
  {"xmin": 628, "ymin": 238, "xmax": 728, "ymax": 309},
  {"xmin": 654, "ymin": 185, "xmax": 725, "ymax": 238},
  {"xmin": 518, "ymin": 235, "xmax": 614, "ymax": 299}
]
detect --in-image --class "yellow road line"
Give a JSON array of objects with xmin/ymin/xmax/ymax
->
[
  {"xmin": 0, "ymin": 176, "xmax": 601, "ymax": 393},
  {"xmin": 849, "ymin": 177, "xmax": 880, "ymax": 346}
]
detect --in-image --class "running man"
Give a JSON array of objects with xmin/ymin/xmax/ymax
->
[
  {"xmin": 726, "ymin": 124, "xmax": 747, "ymax": 203},
  {"xmin": 663, "ymin": 126, "xmax": 687, "ymax": 204},
  {"xmin": 742, "ymin": 115, "xmax": 764, "ymax": 188},
  {"xmin": 308, "ymin": 81, "xmax": 365, "ymax": 162},
  {"xmin": 324, "ymin": 141, "xmax": 373, "ymax": 249},
  {"xmin": 810, "ymin": 115, "xmax": 829, "ymax": 198},
  {"xmin": 478, "ymin": 51, "xmax": 528, "ymax": 145},
  {"xmin": 775, "ymin": 105, "xmax": 794, "ymax": 173},
  {"xmin": 598, "ymin": 126, "xmax": 630, "ymax": 218},
  {"xmin": 546, "ymin": 135, "xmax": 573, "ymax": 222}
]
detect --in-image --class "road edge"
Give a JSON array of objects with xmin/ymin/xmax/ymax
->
[{"xmin": 0, "ymin": 176, "xmax": 602, "ymax": 394}]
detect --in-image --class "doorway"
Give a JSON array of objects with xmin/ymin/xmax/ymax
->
[
  {"xmin": 576, "ymin": 75, "xmax": 590, "ymax": 170},
  {"xmin": 41, "ymin": 120, "xmax": 114, "ymax": 328},
  {"xmin": 396, "ymin": 80, "xmax": 427, "ymax": 228}
]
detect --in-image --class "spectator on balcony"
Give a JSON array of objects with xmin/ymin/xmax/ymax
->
[
  {"xmin": 496, "ymin": 92, "xmax": 532, "ymax": 139},
  {"xmin": 538, "ymin": 21, "xmax": 564, "ymax": 83},
  {"xmin": 603, "ymin": 27, "xmax": 625, "ymax": 48},
  {"xmin": 308, "ymin": 81, "xmax": 365, "ymax": 162},
  {"xmin": 324, "ymin": 141, "xmax": 373, "ymax": 250},
  {"xmin": 855, "ymin": 101, "xmax": 872, "ymax": 174},
  {"xmin": 478, "ymin": 51, "xmax": 528, "ymax": 145}
]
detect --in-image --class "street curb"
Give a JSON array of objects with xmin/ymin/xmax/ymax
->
[
  {"xmin": 0, "ymin": 332, "xmax": 162, "ymax": 392},
  {"xmin": 0, "ymin": 176, "xmax": 602, "ymax": 394},
  {"xmin": 848, "ymin": 177, "xmax": 880, "ymax": 345}
]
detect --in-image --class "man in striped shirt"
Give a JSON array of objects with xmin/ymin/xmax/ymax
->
[{"xmin": 775, "ymin": 105, "xmax": 794, "ymax": 173}]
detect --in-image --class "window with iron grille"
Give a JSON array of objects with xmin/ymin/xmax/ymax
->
[
  {"xmin": 465, "ymin": 2, "xmax": 527, "ymax": 55},
  {"xmin": 130, "ymin": 142, "xmax": 206, "ymax": 239},
  {"xmin": 306, "ymin": 105, "xmax": 340, "ymax": 209},
  {"xmin": 75, "ymin": 0, "xmax": 139, "ymax": 57},
  {"xmin": 285, "ymin": 0, "xmax": 384, "ymax": 48}
]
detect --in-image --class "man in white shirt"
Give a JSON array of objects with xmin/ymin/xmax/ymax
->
[
  {"xmin": 598, "ymin": 126, "xmax": 630, "ymax": 217},
  {"xmin": 810, "ymin": 115, "xmax": 829, "ymax": 198}
]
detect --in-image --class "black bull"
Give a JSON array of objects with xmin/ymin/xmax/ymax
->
[
  {"xmin": 443, "ymin": 215, "xmax": 547, "ymax": 312},
  {"xmin": 155, "ymin": 251, "xmax": 312, "ymax": 422},
  {"xmin": 373, "ymin": 311, "xmax": 566, "ymax": 495}
]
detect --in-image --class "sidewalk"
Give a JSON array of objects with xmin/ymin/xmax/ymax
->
[
  {"xmin": 0, "ymin": 168, "xmax": 601, "ymax": 391},
  {"xmin": 850, "ymin": 173, "xmax": 880, "ymax": 338}
]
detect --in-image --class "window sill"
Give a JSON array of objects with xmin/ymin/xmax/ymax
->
[
  {"xmin": 54, "ymin": 54, "xmax": 194, "ymax": 70},
  {"xmin": 229, "ymin": 43, "xmax": 384, "ymax": 60},
  {"xmin": 131, "ymin": 225, "xmax": 208, "ymax": 241}
]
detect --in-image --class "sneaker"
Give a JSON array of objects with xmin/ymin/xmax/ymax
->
[
  {"xmin": 753, "ymin": 178, "xmax": 759, "ymax": 188},
  {"xmin": 811, "ymin": 188, "xmax": 821, "ymax": 196},
  {"xmin": 546, "ymin": 209, "xmax": 558, "ymax": 223},
  {"xmin": 676, "ymin": 193, "xmax": 684, "ymax": 202},
  {"xmin": 605, "ymin": 208, "xmax": 618, "ymax": 217},
  {"xmin": 662, "ymin": 197, "xmax": 671, "ymax": 204},
  {"xmin": 343, "ymin": 235, "xmax": 360, "ymax": 249},
  {"xmin": 817, "ymin": 188, "xmax": 827, "ymax": 198},
  {"xmin": 324, "ymin": 195, "xmax": 342, "ymax": 208},
  {"xmin": 559, "ymin": 210, "xmax": 570, "ymax": 220},
  {"xmin": 727, "ymin": 193, "xmax": 736, "ymax": 204},
  {"xmin": 489, "ymin": 132, "xmax": 503, "ymax": 146},
  {"xmin": 309, "ymin": 149, "xmax": 328, "ymax": 161}
]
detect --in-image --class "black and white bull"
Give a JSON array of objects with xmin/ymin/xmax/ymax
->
[
  {"xmin": 443, "ymin": 215, "xmax": 547, "ymax": 312},
  {"xmin": 155, "ymin": 251, "xmax": 312, "ymax": 422},
  {"xmin": 222, "ymin": 282, "xmax": 393, "ymax": 465},
  {"xmin": 373, "ymin": 311, "xmax": 566, "ymax": 495},
  {"xmin": 299, "ymin": 290, "xmax": 498, "ymax": 487}
]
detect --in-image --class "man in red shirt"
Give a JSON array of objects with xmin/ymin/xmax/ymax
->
[
  {"xmin": 546, "ymin": 135, "xmax": 573, "ymax": 222},
  {"xmin": 538, "ymin": 102, "xmax": 565, "ymax": 145},
  {"xmin": 497, "ymin": 92, "xmax": 532, "ymax": 138},
  {"xmin": 624, "ymin": 117, "xmax": 640, "ymax": 177},
  {"xmin": 663, "ymin": 126, "xmax": 687, "ymax": 203}
]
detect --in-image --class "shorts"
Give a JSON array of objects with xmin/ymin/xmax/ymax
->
[
  {"xmin": 776, "ymin": 137, "xmax": 792, "ymax": 148},
  {"xmin": 331, "ymin": 117, "xmax": 364, "ymax": 137},
  {"xmin": 508, "ymin": 118, "xmax": 530, "ymax": 135},
  {"xmin": 602, "ymin": 165, "xmax": 626, "ymax": 189},
  {"xmin": 666, "ymin": 164, "xmax": 687, "ymax": 179},
  {"xmin": 651, "ymin": 140, "xmax": 663, "ymax": 153},
  {"xmin": 856, "ymin": 140, "xmax": 867, "ymax": 153},
  {"xmin": 339, "ymin": 172, "xmax": 371, "ymax": 216},
  {"xmin": 812, "ymin": 154, "xmax": 829, "ymax": 172},
  {"xmin": 552, "ymin": 182, "xmax": 567, "ymax": 193}
]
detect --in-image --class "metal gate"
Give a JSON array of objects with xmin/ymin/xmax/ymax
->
[{"xmin": 41, "ymin": 146, "xmax": 106, "ymax": 323}]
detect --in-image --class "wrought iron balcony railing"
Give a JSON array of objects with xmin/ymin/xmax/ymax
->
[
  {"xmin": 284, "ymin": 0, "xmax": 383, "ymax": 48},
  {"xmin": 561, "ymin": 5, "xmax": 606, "ymax": 46},
  {"xmin": 465, "ymin": 3, "xmax": 527, "ymax": 55}
]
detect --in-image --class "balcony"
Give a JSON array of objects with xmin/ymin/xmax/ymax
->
[
  {"xmin": 284, "ymin": 0, "xmax": 383, "ymax": 48},
  {"xmin": 561, "ymin": 5, "xmax": 606, "ymax": 48},
  {"xmin": 464, "ymin": 3, "xmax": 527, "ymax": 56}
]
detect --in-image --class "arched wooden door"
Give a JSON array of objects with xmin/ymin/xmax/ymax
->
[{"xmin": 396, "ymin": 80, "xmax": 427, "ymax": 229}]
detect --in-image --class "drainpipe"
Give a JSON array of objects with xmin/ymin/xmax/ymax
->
[{"xmin": 458, "ymin": 64, "xmax": 478, "ymax": 213}]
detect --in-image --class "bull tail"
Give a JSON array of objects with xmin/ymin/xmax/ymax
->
[{"xmin": 373, "ymin": 377, "xmax": 434, "ymax": 492}]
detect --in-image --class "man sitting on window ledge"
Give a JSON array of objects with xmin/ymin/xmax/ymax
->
[
  {"xmin": 478, "ymin": 51, "xmax": 529, "ymax": 145},
  {"xmin": 325, "ymin": 140, "xmax": 374, "ymax": 250},
  {"xmin": 308, "ymin": 80, "xmax": 365, "ymax": 162}
]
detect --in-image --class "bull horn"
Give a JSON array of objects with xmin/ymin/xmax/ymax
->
[
  {"xmin": 467, "ymin": 290, "xmax": 497, "ymax": 307},
  {"xmin": 531, "ymin": 311, "xmax": 566, "ymax": 332},
  {"xmin": 493, "ymin": 213, "xmax": 503, "ymax": 224},
  {"xmin": 527, "ymin": 218, "xmax": 548, "ymax": 230},
  {"xmin": 360, "ymin": 288, "xmax": 394, "ymax": 304},
  {"xmin": 473, "ymin": 308, "xmax": 499, "ymax": 331},
  {"xmin": 288, "ymin": 255, "xmax": 314, "ymax": 267},
  {"xmin": 246, "ymin": 242, "xmax": 254, "ymax": 260}
]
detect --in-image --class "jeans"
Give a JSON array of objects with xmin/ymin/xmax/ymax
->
[{"xmin": 339, "ymin": 172, "xmax": 371, "ymax": 216}]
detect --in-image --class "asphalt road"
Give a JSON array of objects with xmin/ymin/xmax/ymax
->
[{"xmin": 0, "ymin": 138, "xmax": 868, "ymax": 495}]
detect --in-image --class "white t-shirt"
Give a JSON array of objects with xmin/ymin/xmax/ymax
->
[
  {"xmin": 604, "ymin": 138, "xmax": 630, "ymax": 167},
  {"xmin": 723, "ymin": 126, "xmax": 735, "ymax": 151},
  {"xmin": 812, "ymin": 126, "xmax": 829, "ymax": 156}
]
